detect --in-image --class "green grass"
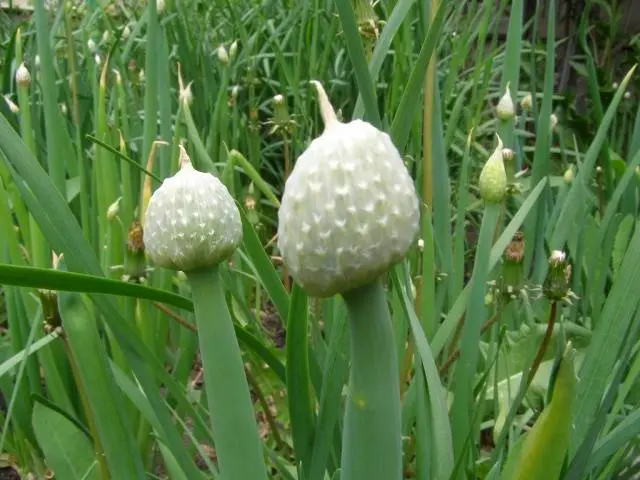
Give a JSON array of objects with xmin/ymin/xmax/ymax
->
[{"xmin": 0, "ymin": 0, "xmax": 639, "ymax": 479}]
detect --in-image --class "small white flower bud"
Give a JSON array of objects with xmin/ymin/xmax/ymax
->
[
  {"xmin": 549, "ymin": 250, "xmax": 566, "ymax": 267},
  {"xmin": 35, "ymin": 55, "xmax": 41, "ymax": 68},
  {"xmin": 417, "ymin": 238, "xmax": 424, "ymax": 252},
  {"xmin": 612, "ymin": 82, "xmax": 619, "ymax": 89},
  {"xmin": 156, "ymin": 0, "xmax": 165, "ymax": 14},
  {"xmin": 563, "ymin": 166, "xmax": 574, "ymax": 184},
  {"xmin": 550, "ymin": 113, "xmax": 558, "ymax": 132},
  {"xmin": 496, "ymin": 81, "xmax": 515, "ymax": 120},
  {"xmin": 217, "ymin": 45, "xmax": 229, "ymax": 64},
  {"xmin": 478, "ymin": 135, "xmax": 507, "ymax": 204},
  {"xmin": 179, "ymin": 81, "xmax": 193, "ymax": 107},
  {"xmin": 139, "ymin": 69, "xmax": 145, "ymax": 83},
  {"xmin": 107, "ymin": 197, "xmax": 121, "ymax": 220},
  {"xmin": 520, "ymin": 93, "xmax": 533, "ymax": 111},
  {"xmin": 122, "ymin": 25, "xmax": 131, "ymax": 40},
  {"xmin": 3, "ymin": 95, "xmax": 19, "ymax": 114},
  {"xmin": 59, "ymin": 103, "xmax": 68, "ymax": 115},
  {"xmin": 229, "ymin": 40, "xmax": 239, "ymax": 59},
  {"xmin": 624, "ymin": 91, "xmax": 631, "ymax": 100},
  {"xmin": 87, "ymin": 38, "xmax": 97, "ymax": 53},
  {"xmin": 231, "ymin": 85, "xmax": 240, "ymax": 100},
  {"xmin": 15, "ymin": 62, "xmax": 31, "ymax": 87},
  {"xmin": 113, "ymin": 69, "xmax": 121, "ymax": 85},
  {"xmin": 102, "ymin": 30, "xmax": 110, "ymax": 43}
]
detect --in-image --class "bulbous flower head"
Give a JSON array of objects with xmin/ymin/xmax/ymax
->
[
  {"xmin": 143, "ymin": 146, "xmax": 242, "ymax": 272},
  {"xmin": 277, "ymin": 81, "xmax": 420, "ymax": 297}
]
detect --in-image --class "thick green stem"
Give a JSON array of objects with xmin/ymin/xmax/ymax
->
[
  {"xmin": 341, "ymin": 280, "xmax": 402, "ymax": 480},
  {"xmin": 187, "ymin": 266, "xmax": 268, "ymax": 480}
]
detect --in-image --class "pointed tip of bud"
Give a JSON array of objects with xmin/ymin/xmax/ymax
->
[
  {"xmin": 310, "ymin": 80, "xmax": 339, "ymax": 129},
  {"xmin": 178, "ymin": 145, "xmax": 193, "ymax": 169}
]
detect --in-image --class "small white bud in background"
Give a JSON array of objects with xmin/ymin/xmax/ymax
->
[
  {"xmin": 612, "ymin": 82, "xmax": 619, "ymax": 89},
  {"xmin": 624, "ymin": 91, "xmax": 631, "ymax": 100},
  {"xmin": 501, "ymin": 148, "xmax": 515, "ymax": 163},
  {"xmin": 273, "ymin": 94, "xmax": 284, "ymax": 106},
  {"xmin": 563, "ymin": 165, "xmax": 574, "ymax": 184},
  {"xmin": 102, "ymin": 30, "xmax": 110, "ymax": 43},
  {"xmin": 59, "ymin": 103, "xmax": 68, "ymax": 115},
  {"xmin": 179, "ymin": 81, "xmax": 193, "ymax": 107},
  {"xmin": 231, "ymin": 85, "xmax": 240, "ymax": 100},
  {"xmin": 112, "ymin": 69, "xmax": 121, "ymax": 86},
  {"xmin": 34, "ymin": 55, "xmax": 41, "ymax": 68},
  {"xmin": 550, "ymin": 113, "xmax": 558, "ymax": 132},
  {"xmin": 496, "ymin": 81, "xmax": 515, "ymax": 120},
  {"xmin": 229, "ymin": 40, "xmax": 239, "ymax": 59},
  {"xmin": 122, "ymin": 24, "xmax": 131, "ymax": 40},
  {"xmin": 139, "ymin": 69, "xmax": 145, "ymax": 83},
  {"xmin": 107, "ymin": 197, "xmax": 121, "ymax": 221},
  {"xmin": 549, "ymin": 250, "xmax": 566, "ymax": 267},
  {"xmin": 15, "ymin": 62, "xmax": 31, "ymax": 87},
  {"xmin": 156, "ymin": 0, "xmax": 165, "ymax": 14},
  {"xmin": 411, "ymin": 281, "xmax": 417, "ymax": 301},
  {"xmin": 94, "ymin": 54, "xmax": 102, "ymax": 67},
  {"xmin": 217, "ymin": 45, "xmax": 229, "ymax": 64},
  {"xmin": 87, "ymin": 38, "xmax": 97, "ymax": 53},
  {"xmin": 417, "ymin": 238, "xmax": 424, "ymax": 252},
  {"xmin": 3, "ymin": 95, "xmax": 19, "ymax": 114},
  {"xmin": 520, "ymin": 93, "xmax": 533, "ymax": 111}
]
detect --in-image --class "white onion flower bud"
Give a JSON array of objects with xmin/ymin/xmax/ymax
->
[
  {"xmin": 496, "ymin": 82, "xmax": 515, "ymax": 120},
  {"xmin": 15, "ymin": 63, "xmax": 31, "ymax": 87},
  {"xmin": 277, "ymin": 81, "xmax": 420, "ymax": 297},
  {"xmin": 143, "ymin": 146, "xmax": 242, "ymax": 271}
]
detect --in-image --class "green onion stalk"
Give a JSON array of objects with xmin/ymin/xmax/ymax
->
[
  {"xmin": 143, "ymin": 146, "xmax": 268, "ymax": 480},
  {"xmin": 277, "ymin": 81, "xmax": 420, "ymax": 480}
]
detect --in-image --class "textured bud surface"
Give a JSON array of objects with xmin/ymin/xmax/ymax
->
[
  {"xmin": 143, "ymin": 153, "xmax": 242, "ymax": 272},
  {"xmin": 278, "ymin": 115, "xmax": 420, "ymax": 297}
]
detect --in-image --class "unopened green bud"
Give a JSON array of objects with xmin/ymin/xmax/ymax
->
[
  {"xmin": 478, "ymin": 135, "xmax": 507, "ymax": 203},
  {"xmin": 496, "ymin": 82, "xmax": 515, "ymax": 120},
  {"xmin": 563, "ymin": 166, "xmax": 574, "ymax": 184},
  {"xmin": 520, "ymin": 93, "xmax": 533, "ymax": 111}
]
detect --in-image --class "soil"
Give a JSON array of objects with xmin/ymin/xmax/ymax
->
[{"xmin": 0, "ymin": 468, "xmax": 20, "ymax": 480}]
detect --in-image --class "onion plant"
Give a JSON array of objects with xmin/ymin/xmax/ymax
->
[{"xmin": 0, "ymin": 0, "xmax": 638, "ymax": 479}]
